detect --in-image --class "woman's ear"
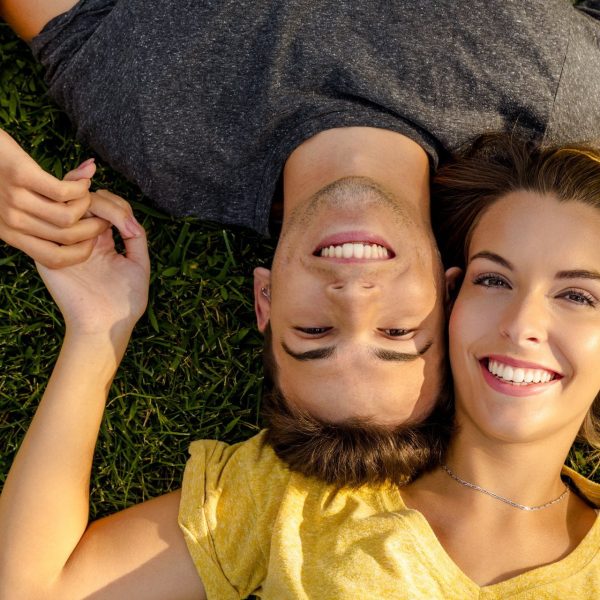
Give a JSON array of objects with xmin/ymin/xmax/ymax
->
[
  {"xmin": 445, "ymin": 267, "xmax": 463, "ymax": 311},
  {"xmin": 253, "ymin": 266, "xmax": 272, "ymax": 333}
]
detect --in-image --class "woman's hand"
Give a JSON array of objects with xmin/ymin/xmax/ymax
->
[
  {"xmin": 0, "ymin": 129, "xmax": 112, "ymax": 267},
  {"xmin": 36, "ymin": 191, "xmax": 150, "ymax": 342}
]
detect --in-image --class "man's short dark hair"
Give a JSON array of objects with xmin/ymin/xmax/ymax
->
[{"xmin": 260, "ymin": 324, "xmax": 454, "ymax": 487}]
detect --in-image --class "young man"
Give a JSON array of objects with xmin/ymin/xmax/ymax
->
[{"xmin": 0, "ymin": 1, "xmax": 599, "ymax": 432}]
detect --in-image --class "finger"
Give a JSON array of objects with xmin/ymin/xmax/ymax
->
[
  {"xmin": 0, "ymin": 220, "xmax": 97, "ymax": 269},
  {"xmin": 11, "ymin": 191, "xmax": 92, "ymax": 228},
  {"xmin": 122, "ymin": 224, "xmax": 150, "ymax": 275},
  {"xmin": 63, "ymin": 159, "xmax": 96, "ymax": 182},
  {"xmin": 89, "ymin": 190, "xmax": 143, "ymax": 240},
  {"xmin": 25, "ymin": 163, "xmax": 92, "ymax": 203},
  {"xmin": 0, "ymin": 130, "xmax": 91, "ymax": 202},
  {"xmin": 2, "ymin": 207, "xmax": 110, "ymax": 245}
]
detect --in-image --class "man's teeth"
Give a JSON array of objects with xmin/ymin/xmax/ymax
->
[
  {"xmin": 487, "ymin": 359, "xmax": 554, "ymax": 385},
  {"xmin": 320, "ymin": 243, "xmax": 389, "ymax": 259}
]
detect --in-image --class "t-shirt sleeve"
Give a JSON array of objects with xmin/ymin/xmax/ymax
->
[
  {"xmin": 562, "ymin": 465, "xmax": 600, "ymax": 508},
  {"xmin": 29, "ymin": 0, "xmax": 117, "ymax": 85},
  {"xmin": 178, "ymin": 432, "xmax": 289, "ymax": 600}
]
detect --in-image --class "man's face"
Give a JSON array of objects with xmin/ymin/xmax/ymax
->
[{"xmin": 255, "ymin": 177, "xmax": 446, "ymax": 426}]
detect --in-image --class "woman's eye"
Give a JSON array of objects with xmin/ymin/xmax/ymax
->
[
  {"xmin": 297, "ymin": 327, "xmax": 331, "ymax": 335},
  {"xmin": 560, "ymin": 289, "xmax": 597, "ymax": 307},
  {"xmin": 472, "ymin": 273, "xmax": 511, "ymax": 289}
]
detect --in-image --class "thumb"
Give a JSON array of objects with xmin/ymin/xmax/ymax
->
[{"xmin": 123, "ymin": 225, "xmax": 150, "ymax": 275}]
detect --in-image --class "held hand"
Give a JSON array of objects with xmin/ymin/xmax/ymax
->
[
  {"xmin": 36, "ymin": 199, "xmax": 150, "ymax": 339},
  {"xmin": 0, "ymin": 129, "xmax": 112, "ymax": 267}
]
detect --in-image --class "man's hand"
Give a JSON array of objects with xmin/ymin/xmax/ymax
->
[{"xmin": 36, "ymin": 196, "xmax": 150, "ymax": 341}]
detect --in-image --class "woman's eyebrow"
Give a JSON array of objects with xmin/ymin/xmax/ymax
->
[
  {"xmin": 469, "ymin": 251, "xmax": 513, "ymax": 270},
  {"xmin": 556, "ymin": 269, "xmax": 600, "ymax": 281},
  {"xmin": 469, "ymin": 253, "xmax": 600, "ymax": 281}
]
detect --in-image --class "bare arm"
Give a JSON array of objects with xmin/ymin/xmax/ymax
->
[
  {"xmin": 0, "ymin": 220, "xmax": 205, "ymax": 600},
  {"xmin": 0, "ymin": 0, "xmax": 78, "ymax": 41},
  {"xmin": 58, "ymin": 490, "xmax": 206, "ymax": 600}
]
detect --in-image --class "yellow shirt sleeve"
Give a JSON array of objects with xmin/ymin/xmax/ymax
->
[{"xmin": 178, "ymin": 431, "xmax": 290, "ymax": 600}]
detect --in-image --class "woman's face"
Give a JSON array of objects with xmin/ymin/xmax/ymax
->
[{"xmin": 449, "ymin": 190, "xmax": 600, "ymax": 444}]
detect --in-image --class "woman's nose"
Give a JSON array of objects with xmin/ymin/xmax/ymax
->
[{"xmin": 499, "ymin": 293, "xmax": 548, "ymax": 346}]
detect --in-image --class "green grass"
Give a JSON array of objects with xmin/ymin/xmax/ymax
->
[
  {"xmin": 0, "ymin": 22, "xmax": 275, "ymax": 518},
  {"xmin": 1, "ymin": 4, "xmax": 599, "ymax": 536}
]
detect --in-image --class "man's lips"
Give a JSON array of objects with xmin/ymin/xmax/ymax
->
[{"xmin": 313, "ymin": 231, "xmax": 395, "ymax": 259}]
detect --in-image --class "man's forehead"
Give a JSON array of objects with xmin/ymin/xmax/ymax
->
[
  {"xmin": 279, "ymin": 355, "xmax": 444, "ymax": 425},
  {"xmin": 274, "ymin": 337, "xmax": 443, "ymax": 386}
]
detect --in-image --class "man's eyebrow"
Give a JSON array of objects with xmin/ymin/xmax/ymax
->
[
  {"xmin": 556, "ymin": 269, "xmax": 600, "ymax": 281},
  {"xmin": 281, "ymin": 342, "xmax": 336, "ymax": 361},
  {"xmin": 469, "ymin": 251, "xmax": 513, "ymax": 270},
  {"xmin": 372, "ymin": 339, "xmax": 433, "ymax": 362},
  {"xmin": 281, "ymin": 340, "xmax": 433, "ymax": 362}
]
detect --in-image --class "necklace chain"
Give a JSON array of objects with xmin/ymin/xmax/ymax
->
[{"xmin": 441, "ymin": 464, "xmax": 570, "ymax": 512}]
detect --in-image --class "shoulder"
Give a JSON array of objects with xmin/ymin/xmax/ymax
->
[
  {"xmin": 178, "ymin": 432, "xmax": 293, "ymax": 598},
  {"xmin": 185, "ymin": 430, "xmax": 286, "ymax": 484},
  {"xmin": 543, "ymin": 5, "xmax": 600, "ymax": 146},
  {"xmin": 180, "ymin": 430, "xmax": 295, "ymax": 528}
]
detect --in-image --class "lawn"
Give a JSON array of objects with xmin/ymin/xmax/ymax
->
[{"xmin": 0, "ymin": 5, "xmax": 598, "ymax": 528}]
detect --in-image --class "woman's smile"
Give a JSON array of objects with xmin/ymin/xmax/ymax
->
[{"xmin": 479, "ymin": 356, "xmax": 562, "ymax": 398}]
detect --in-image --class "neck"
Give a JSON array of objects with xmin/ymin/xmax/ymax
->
[
  {"xmin": 444, "ymin": 419, "xmax": 577, "ymax": 508},
  {"xmin": 282, "ymin": 127, "xmax": 430, "ymax": 222}
]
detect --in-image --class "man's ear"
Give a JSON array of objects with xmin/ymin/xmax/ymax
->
[
  {"xmin": 253, "ymin": 266, "xmax": 272, "ymax": 333},
  {"xmin": 445, "ymin": 267, "xmax": 463, "ymax": 310}
]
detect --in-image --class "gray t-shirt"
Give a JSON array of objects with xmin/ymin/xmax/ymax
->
[{"xmin": 31, "ymin": 0, "xmax": 600, "ymax": 235}]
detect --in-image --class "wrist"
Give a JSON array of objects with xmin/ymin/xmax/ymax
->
[
  {"xmin": 65, "ymin": 318, "xmax": 134, "ymax": 341},
  {"xmin": 63, "ymin": 326, "xmax": 133, "ymax": 366}
]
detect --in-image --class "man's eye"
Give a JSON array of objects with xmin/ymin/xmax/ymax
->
[
  {"xmin": 296, "ymin": 327, "xmax": 331, "ymax": 335},
  {"xmin": 472, "ymin": 273, "xmax": 511, "ymax": 288},
  {"xmin": 379, "ymin": 328, "xmax": 413, "ymax": 338}
]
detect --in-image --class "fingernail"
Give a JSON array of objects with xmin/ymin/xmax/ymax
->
[
  {"xmin": 77, "ymin": 158, "xmax": 95, "ymax": 169},
  {"xmin": 125, "ymin": 216, "xmax": 143, "ymax": 237}
]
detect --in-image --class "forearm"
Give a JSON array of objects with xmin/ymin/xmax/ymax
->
[{"xmin": 0, "ymin": 331, "xmax": 129, "ymax": 598}]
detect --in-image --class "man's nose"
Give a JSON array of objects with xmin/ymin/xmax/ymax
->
[{"xmin": 326, "ymin": 279, "xmax": 381, "ymax": 310}]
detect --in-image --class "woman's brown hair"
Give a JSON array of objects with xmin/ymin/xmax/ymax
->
[{"xmin": 432, "ymin": 133, "xmax": 600, "ymax": 455}]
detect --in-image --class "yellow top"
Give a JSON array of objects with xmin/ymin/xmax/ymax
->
[{"xmin": 178, "ymin": 431, "xmax": 600, "ymax": 600}]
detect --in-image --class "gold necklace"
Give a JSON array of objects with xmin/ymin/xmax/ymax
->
[{"xmin": 441, "ymin": 464, "xmax": 569, "ymax": 512}]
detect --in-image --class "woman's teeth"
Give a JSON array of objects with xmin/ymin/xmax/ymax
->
[
  {"xmin": 320, "ymin": 243, "xmax": 389, "ymax": 259},
  {"xmin": 487, "ymin": 359, "xmax": 554, "ymax": 385}
]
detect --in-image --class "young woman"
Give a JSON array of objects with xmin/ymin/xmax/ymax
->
[
  {"xmin": 401, "ymin": 135, "xmax": 600, "ymax": 591},
  {"xmin": 1, "ymin": 135, "xmax": 600, "ymax": 599}
]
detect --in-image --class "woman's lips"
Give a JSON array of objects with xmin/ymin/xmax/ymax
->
[{"xmin": 479, "ymin": 356, "xmax": 562, "ymax": 398}]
